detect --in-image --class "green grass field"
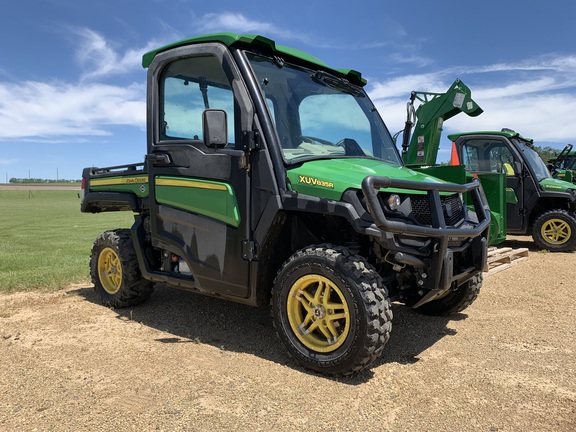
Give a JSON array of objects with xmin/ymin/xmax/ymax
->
[{"xmin": 0, "ymin": 190, "xmax": 133, "ymax": 292}]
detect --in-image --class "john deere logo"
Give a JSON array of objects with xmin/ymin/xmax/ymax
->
[{"xmin": 298, "ymin": 175, "xmax": 334, "ymax": 189}]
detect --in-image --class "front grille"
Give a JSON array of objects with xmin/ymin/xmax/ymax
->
[{"xmin": 409, "ymin": 193, "xmax": 464, "ymax": 226}]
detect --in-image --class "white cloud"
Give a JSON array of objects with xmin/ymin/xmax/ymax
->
[
  {"xmin": 195, "ymin": 12, "xmax": 311, "ymax": 45},
  {"xmin": 0, "ymin": 80, "xmax": 146, "ymax": 140},
  {"xmin": 71, "ymin": 28, "xmax": 164, "ymax": 81},
  {"xmin": 0, "ymin": 158, "xmax": 18, "ymax": 165},
  {"xmin": 388, "ymin": 53, "xmax": 435, "ymax": 68},
  {"xmin": 367, "ymin": 55, "xmax": 576, "ymax": 150},
  {"xmin": 198, "ymin": 12, "xmax": 276, "ymax": 34},
  {"xmin": 0, "ymin": 28, "xmax": 152, "ymax": 141}
]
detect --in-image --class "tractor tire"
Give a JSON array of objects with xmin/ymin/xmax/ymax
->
[
  {"xmin": 416, "ymin": 273, "xmax": 483, "ymax": 316},
  {"xmin": 532, "ymin": 210, "xmax": 576, "ymax": 252},
  {"xmin": 90, "ymin": 229, "xmax": 154, "ymax": 308},
  {"xmin": 271, "ymin": 244, "xmax": 392, "ymax": 376}
]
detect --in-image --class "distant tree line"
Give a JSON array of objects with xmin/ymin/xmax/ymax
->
[
  {"xmin": 534, "ymin": 145, "xmax": 567, "ymax": 163},
  {"xmin": 9, "ymin": 178, "xmax": 80, "ymax": 184}
]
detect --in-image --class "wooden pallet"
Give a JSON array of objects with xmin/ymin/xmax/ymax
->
[{"xmin": 485, "ymin": 246, "xmax": 529, "ymax": 275}]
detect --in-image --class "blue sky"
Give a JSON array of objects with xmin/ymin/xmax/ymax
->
[{"xmin": 2, "ymin": 0, "xmax": 576, "ymax": 180}]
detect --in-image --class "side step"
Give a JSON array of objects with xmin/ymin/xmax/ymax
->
[{"xmin": 485, "ymin": 246, "xmax": 529, "ymax": 275}]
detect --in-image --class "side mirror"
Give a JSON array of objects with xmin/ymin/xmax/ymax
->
[{"xmin": 203, "ymin": 109, "xmax": 228, "ymax": 148}]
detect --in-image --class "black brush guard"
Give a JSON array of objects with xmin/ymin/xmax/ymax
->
[{"xmin": 362, "ymin": 176, "xmax": 491, "ymax": 307}]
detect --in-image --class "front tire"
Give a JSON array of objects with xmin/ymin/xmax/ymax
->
[
  {"xmin": 532, "ymin": 210, "xmax": 576, "ymax": 252},
  {"xmin": 416, "ymin": 273, "xmax": 483, "ymax": 316},
  {"xmin": 90, "ymin": 229, "xmax": 153, "ymax": 308},
  {"xmin": 271, "ymin": 244, "xmax": 392, "ymax": 376}
]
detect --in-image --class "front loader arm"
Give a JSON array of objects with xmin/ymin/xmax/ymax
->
[{"xmin": 402, "ymin": 79, "xmax": 483, "ymax": 167}]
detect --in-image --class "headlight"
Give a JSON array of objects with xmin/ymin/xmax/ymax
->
[{"xmin": 386, "ymin": 194, "xmax": 401, "ymax": 211}]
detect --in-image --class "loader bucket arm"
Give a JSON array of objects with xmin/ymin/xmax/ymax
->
[
  {"xmin": 549, "ymin": 143, "xmax": 573, "ymax": 172},
  {"xmin": 402, "ymin": 79, "xmax": 483, "ymax": 167}
]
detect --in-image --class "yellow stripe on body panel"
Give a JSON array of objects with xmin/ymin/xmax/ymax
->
[{"xmin": 155, "ymin": 178, "xmax": 227, "ymax": 191}]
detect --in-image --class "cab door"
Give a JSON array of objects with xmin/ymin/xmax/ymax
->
[
  {"xmin": 146, "ymin": 44, "xmax": 254, "ymax": 298},
  {"xmin": 458, "ymin": 135, "xmax": 525, "ymax": 231}
]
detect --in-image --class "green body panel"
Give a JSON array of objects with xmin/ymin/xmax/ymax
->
[
  {"xmin": 473, "ymin": 173, "xmax": 507, "ymax": 245},
  {"xmin": 89, "ymin": 175, "xmax": 149, "ymax": 198},
  {"xmin": 539, "ymin": 177, "xmax": 575, "ymax": 192},
  {"xmin": 142, "ymin": 33, "xmax": 366, "ymax": 86},
  {"xmin": 412, "ymin": 164, "xmax": 467, "ymax": 184},
  {"xmin": 154, "ymin": 176, "xmax": 240, "ymax": 227},
  {"xmin": 554, "ymin": 170, "xmax": 575, "ymax": 183},
  {"xmin": 89, "ymin": 175, "xmax": 241, "ymax": 227},
  {"xmin": 505, "ymin": 188, "xmax": 518, "ymax": 205},
  {"xmin": 286, "ymin": 158, "xmax": 450, "ymax": 200}
]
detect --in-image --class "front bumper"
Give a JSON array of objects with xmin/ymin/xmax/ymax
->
[{"xmin": 362, "ymin": 176, "xmax": 491, "ymax": 302}]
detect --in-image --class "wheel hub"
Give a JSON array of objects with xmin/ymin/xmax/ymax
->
[
  {"xmin": 313, "ymin": 305, "xmax": 326, "ymax": 320},
  {"xmin": 541, "ymin": 218, "xmax": 571, "ymax": 245},
  {"xmin": 98, "ymin": 247, "xmax": 123, "ymax": 294}
]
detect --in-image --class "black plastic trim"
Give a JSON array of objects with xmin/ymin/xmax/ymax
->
[{"xmin": 81, "ymin": 192, "xmax": 142, "ymax": 213}]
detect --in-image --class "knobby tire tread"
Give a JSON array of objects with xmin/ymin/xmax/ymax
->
[
  {"xmin": 272, "ymin": 243, "xmax": 392, "ymax": 376},
  {"xmin": 90, "ymin": 229, "xmax": 153, "ymax": 308}
]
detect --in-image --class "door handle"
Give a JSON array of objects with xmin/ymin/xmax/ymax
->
[{"xmin": 147, "ymin": 153, "xmax": 171, "ymax": 165}]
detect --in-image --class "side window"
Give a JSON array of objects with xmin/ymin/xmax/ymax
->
[
  {"xmin": 488, "ymin": 145, "xmax": 515, "ymax": 175},
  {"xmin": 462, "ymin": 143, "xmax": 480, "ymax": 171},
  {"xmin": 461, "ymin": 139, "xmax": 516, "ymax": 175},
  {"xmin": 160, "ymin": 55, "xmax": 235, "ymax": 143}
]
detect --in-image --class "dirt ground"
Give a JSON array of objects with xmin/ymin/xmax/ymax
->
[{"xmin": 0, "ymin": 235, "xmax": 575, "ymax": 432}]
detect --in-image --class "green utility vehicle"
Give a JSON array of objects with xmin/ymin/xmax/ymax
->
[
  {"xmin": 449, "ymin": 129, "xmax": 576, "ymax": 252},
  {"xmin": 548, "ymin": 144, "xmax": 576, "ymax": 184},
  {"xmin": 81, "ymin": 33, "xmax": 490, "ymax": 376},
  {"xmin": 398, "ymin": 80, "xmax": 576, "ymax": 252}
]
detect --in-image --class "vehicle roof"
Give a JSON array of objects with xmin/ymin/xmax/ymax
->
[
  {"xmin": 447, "ymin": 129, "xmax": 533, "ymax": 143},
  {"xmin": 141, "ymin": 32, "xmax": 366, "ymax": 86}
]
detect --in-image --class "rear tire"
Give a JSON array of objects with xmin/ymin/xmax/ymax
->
[
  {"xmin": 271, "ymin": 244, "xmax": 392, "ymax": 376},
  {"xmin": 90, "ymin": 229, "xmax": 153, "ymax": 308},
  {"xmin": 416, "ymin": 273, "xmax": 483, "ymax": 316},
  {"xmin": 532, "ymin": 210, "xmax": 576, "ymax": 252}
]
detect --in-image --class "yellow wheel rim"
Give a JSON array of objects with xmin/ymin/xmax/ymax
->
[
  {"xmin": 287, "ymin": 274, "xmax": 350, "ymax": 353},
  {"xmin": 541, "ymin": 218, "xmax": 572, "ymax": 245},
  {"xmin": 97, "ymin": 247, "xmax": 123, "ymax": 294}
]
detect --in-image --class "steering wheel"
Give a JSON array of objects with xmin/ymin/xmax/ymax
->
[
  {"xmin": 300, "ymin": 135, "xmax": 365, "ymax": 156},
  {"xmin": 336, "ymin": 138, "xmax": 365, "ymax": 156}
]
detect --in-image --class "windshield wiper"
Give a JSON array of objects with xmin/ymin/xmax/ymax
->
[{"xmin": 312, "ymin": 71, "xmax": 365, "ymax": 97}]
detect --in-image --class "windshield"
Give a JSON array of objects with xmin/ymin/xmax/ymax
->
[
  {"xmin": 513, "ymin": 138, "xmax": 551, "ymax": 181},
  {"xmin": 246, "ymin": 52, "xmax": 402, "ymax": 165}
]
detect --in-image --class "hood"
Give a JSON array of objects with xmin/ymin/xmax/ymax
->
[
  {"xmin": 286, "ymin": 158, "xmax": 449, "ymax": 200},
  {"xmin": 540, "ymin": 177, "xmax": 575, "ymax": 193}
]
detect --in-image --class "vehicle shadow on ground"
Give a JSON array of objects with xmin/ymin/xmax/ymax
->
[{"xmin": 73, "ymin": 284, "xmax": 465, "ymax": 384}]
